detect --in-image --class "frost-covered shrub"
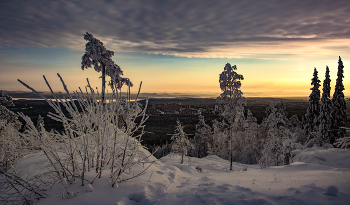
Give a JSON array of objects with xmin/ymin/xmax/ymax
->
[
  {"xmin": 16, "ymin": 74, "xmax": 151, "ymax": 190},
  {"xmin": 150, "ymin": 142, "xmax": 172, "ymax": 159},
  {"xmin": 0, "ymin": 105, "xmax": 33, "ymax": 171},
  {"xmin": 0, "ymin": 168, "xmax": 49, "ymax": 205},
  {"xmin": 334, "ymin": 136, "xmax": 350, "ymax": 149}
]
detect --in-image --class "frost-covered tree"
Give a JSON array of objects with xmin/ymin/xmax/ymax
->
[
  {"xmin": 0, "ymin": 90, "xmax": 14, "ymax": 107},
  {"xmin": 171, "ymin": 119, "xmax": 192, "ymax": 164},
  {"xmin": 207, "ymin": 119, "xmax": 228, "ymax": 158},
  {"xmin": 259, "ymin": 101, "xmax": 291, "ymax": 168},
  {"xmin": 331, "ymin": 56, "xmax": 347, "ymax": 142},
  {"xmin": 216, "ymin": 63, "xmax": 246, "ymax": 170},
  {"xmin": 240, "ymin": 110, "xmax": 261, "ymax": 164},
  {"xmin": 217, "ymin": 63, "xmax": 245, "ymax": 122},
  {"xmin": 81, "ymin": 32, "xmax": 133, "ymax": 102},
  {"xmin": 193, "ymin": 114, "xmax": 212, "ymax": 158},
  {"xmin": 319, "ymin": 66, "xmax": 332, "ymax": 143},
  {"xmin": 304, "ymin": 68, "xmax": 321, "ymax": 136}
]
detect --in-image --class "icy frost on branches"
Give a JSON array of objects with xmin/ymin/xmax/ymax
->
[
  {"xmin": 259, "ymin": 101, "xmax": 291, "ymax": 168},
  {"xmin": 16, "ymin": 74, "xmax": 151, "ymax": 190},
  {"xmin": 0, "ymin": 106, "xmax": 27, "ymax": 171},
  {"xmin": 171, "ymin": 119, "xmax": 192, "ymax": 164}
]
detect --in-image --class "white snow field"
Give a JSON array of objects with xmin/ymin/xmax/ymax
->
[{"xmin": 13, "ymin": 146, "xmax": 350, "ymax": 205}]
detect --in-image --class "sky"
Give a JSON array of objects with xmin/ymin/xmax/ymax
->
[{"xmin": 0, "ymin": 0, "xmax": 349, "ymax": 98}]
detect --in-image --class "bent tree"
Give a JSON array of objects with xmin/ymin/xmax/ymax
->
[{"xmin": 81, "ymin": 32, "xmax": 132, "ymax": 102}]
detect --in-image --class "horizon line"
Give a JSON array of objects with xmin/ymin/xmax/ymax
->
[{"xmin": 3, "ymin": 90, "xmax": 311, "ymax": 99}]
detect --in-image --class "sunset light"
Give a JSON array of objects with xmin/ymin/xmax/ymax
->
[{"xmin": 0, "ymin": 0, "xmax": 349, "ymax": 98}]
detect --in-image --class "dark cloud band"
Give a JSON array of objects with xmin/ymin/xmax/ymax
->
[{"xmin": 0, "ymin": 0, "xmax": 349, "ymax": 54}]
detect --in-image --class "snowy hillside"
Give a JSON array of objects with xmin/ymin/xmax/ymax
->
[{"xmin": 11, "ymin": 146, "xmax": 350, "ymax": 205}]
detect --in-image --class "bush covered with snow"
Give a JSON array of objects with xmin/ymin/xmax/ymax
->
[{"xmin": 0, "ymin": 74, "xmax": 153, "ymax": 204}]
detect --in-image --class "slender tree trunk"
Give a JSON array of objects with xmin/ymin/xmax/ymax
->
[
  {"xmin": 102, "ymin": 64, "xmax": 106, "ymax": 103},
  {"xmin": 230, "ymin": 137, "xmax": 233, "ymax": 170},
  {"xmin": 181, "ymin": 152, "xmax": 184, "ymax": 164}
]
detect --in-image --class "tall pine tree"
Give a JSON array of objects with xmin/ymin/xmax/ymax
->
[
  {"xmin": 319, "ymin": 66, "xmax": 332, "ymax": 143},
  {"xmin": 331, "ymin": 56, "xmax": 347, "ymax": 143},
  {"xmin": 304, "ymin": 68, "xmax": 321, "ymax": 136},
  {"xmin": 217, "ymin": 63, "xmax": 246, "ymax": 170}
]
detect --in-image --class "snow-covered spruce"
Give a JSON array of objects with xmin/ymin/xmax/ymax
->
[
  {"xmin": 304, "ymin": 67, "xmax": 321, "ymax": 137},
  {"xmin": 331, "ymin": 56, "xmax": 347, "ymax": 143},
  {"xmin": 319, "ymin": 66, "xmax": 332, "ymax": 144},
  {"xmin": 192, "ymin": 114, "xmax": 211, "ymax": 158},
  {"xmin": 259, "ymin": 101, "xmax": 291, "ymax": 168}
]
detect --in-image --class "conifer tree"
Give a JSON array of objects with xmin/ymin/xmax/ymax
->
[
  {"xmin": 331, "ymin": 56, "xmax": 347, "ymax": 142},
  {"xmin": 81, "ymin": 32, "xmax": 132, "ymax": 102},
  {"xmin": 217, "ymin": 63, "xmax": 245, "ymax": 170},
  {"xmin": 171, "ymin": 119, "xmax": 192, "ymax": 164},
  {"xmin": 207, "ymin": 119, "xmax": 227, "ymax": 158},
  {"xmin": 259, "ymin": 101, "xmax": 290, "ymax": 168},
  {"xmin": 194, "ymin": 114, "xmax": 212, "ymax": 158},
  {"xmin": 319, "ymin": 66, "xmax": 332, "ymax": 143},
  {"xmin": 304, "ymin": 68, "xmax": 321, "ymax": 136},
  {"xmin": 217, "ymin": 63, "xmax": 245, "ymax": 122}
]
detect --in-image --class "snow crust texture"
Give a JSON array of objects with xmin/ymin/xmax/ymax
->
[{"xmin": 9, "ymin": 146, "xmax": 349, "ymax": 205}]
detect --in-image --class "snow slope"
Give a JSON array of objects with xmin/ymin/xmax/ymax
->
[{"xmin": 11, "ymin": 146, "xmax": 350, "ymax": 205}]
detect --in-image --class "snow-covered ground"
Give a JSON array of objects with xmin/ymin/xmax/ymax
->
[{"xmin": 12, "ymin": 147, "xmax": 350, "ymax": 205}]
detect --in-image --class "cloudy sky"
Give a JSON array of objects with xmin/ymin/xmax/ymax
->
[{"xmin": 0, "ymin": 0, "xmax": 349, "ymax": 97}]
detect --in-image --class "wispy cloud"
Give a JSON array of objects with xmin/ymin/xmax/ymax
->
[{"xmin": 1, "ymin": 0, "xmax": 349, "ymax": 57}]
